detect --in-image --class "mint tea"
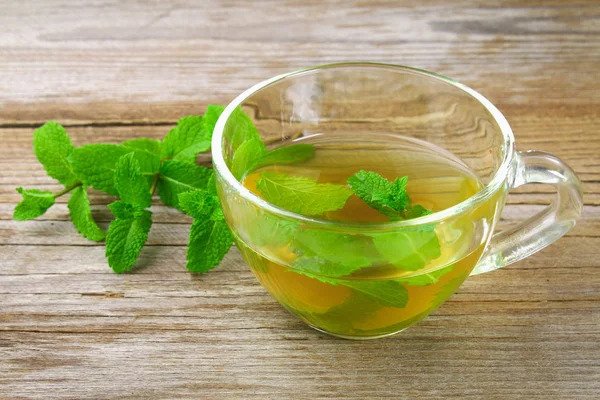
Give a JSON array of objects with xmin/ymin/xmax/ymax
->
[
  {"xmin": 214, "ymin": 65, "xmax": 581, "ymax": 339},
  {"xmin": 223, "ymin": 130, "xmax": 500, "ymax": 339}
]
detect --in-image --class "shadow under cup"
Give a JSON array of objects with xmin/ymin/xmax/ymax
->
[{"xmin": 211, "ymin": 63, "xmax": 582, "ymax": 339}]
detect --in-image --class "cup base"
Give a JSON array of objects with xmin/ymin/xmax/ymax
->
[{"xmin": 308, "ymin": 324, "xmax": 408, "ymax": 340}]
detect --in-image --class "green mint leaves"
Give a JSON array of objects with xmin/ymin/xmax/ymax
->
[
  {"xmin": 68, "ymin": 186, "xmax": 106, "ymax": 241},
  {"xmin": 69, "ymin": 144, "xmax": 134, "ymax": 196},
  {"xmin": 179, "ymin": 190, "xmax": 233, "ymax": 273},
  {"xmin": 227, "ymin": 107, "xmax": 263, "ymax": 154},
  {"xmin": 223, "ymin": 106, "xmax": 314, "ymax": 180},
  {"xmin": 231, "ymin": 138, "xmax": 266, "ymax": 179},
  {"xmin": 291, "ymin": 230, "xmax": 377, "ymax": 277},
  {"xmin": 14, "ymin": 105, "xmax": 231, "ymax": 274},
  {"xmin": 105, "ymin": 153, "xmax": 153, "ymax": 273},
  {"xmin": 397, "ymin": 264, "xmax": 454, "ymax": 287},
  {"xmin": 256, "ymin": 172, "xmax": 352, "ymax": 216},
  {"xmin": 32, "ymin": 121, "xmax": 78, "ymax": 186},
  {"xmin": 13, "ymin": 188, "xmax": 55, "ymax": 221},
  {"xmin": 114, "ymin": 153, "xmax": 153, "ymax": 208},
  {"xmin": 123, "ymin": 138, "xmax": 162, "ymax": 156},
  {"xmin": 105, "ymin": 206, "xmax": 152, "ymax": 273},
  {"xmin": 231, "ymin": 141, "xmax": 314, "ymax": 180},
  {"xmin": 258, "ymin": 168, "xmax": 446, "ymax": 310},
  {"xmin": 159, "ymin": 104, "xmax": 224, "ymax": 163},
  {"xmin": 157, "ymin": 160, "xmax": 213, "ymax": 209},
  {"xmin": 347, "ymin": 170, "xmax": 432, "ymax": 221},
  {"xmin": 69, "ymin": 144, "xmax": 160, "ymax": 195},
  {"xmin": 346, "ymin": 170, "xmax": 441, "ymax": 271},
  {"xmin": 161, "ymin": 116, "xmax": 210, "ymax": 163},
  {"xmin": 252, "ymin": 144, "xmax": 314, "ymax": 171},
  {"xmin": 371, "ymin": 228, "xmax": 441, "ymax": 271},
  {"xmin": 342, "ymin": 280, "xmax": 409, "ymax": 308},
  {"xmin": 202, "ymin": 105, "xmax": 226, "ymax": 136},
  {"xmin": 14, "ymin": 122, "xmax": 106, "ymax": 241}
]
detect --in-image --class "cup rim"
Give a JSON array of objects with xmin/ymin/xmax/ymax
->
[{"xmin": 211, "ymin": 62, "xmax": 515, "ymax": 228}]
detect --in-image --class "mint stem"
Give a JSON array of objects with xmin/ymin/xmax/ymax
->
[
  {"xmin": 149, "ymin": 172, "xmax": 160, "ymax": 195},
  {"xmin": 54, "ymin": 181, "xmax": 83, "ymax": 198}
]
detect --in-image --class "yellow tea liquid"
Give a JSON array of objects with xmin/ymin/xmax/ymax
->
[{"xmin": 237, "ymin": 135, "xmax": 491, "ymax": 338}]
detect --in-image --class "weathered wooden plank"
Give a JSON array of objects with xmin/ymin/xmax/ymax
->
[{"xmin": 0, "ymin": 328, "xmax": 596, "ymax": 399}]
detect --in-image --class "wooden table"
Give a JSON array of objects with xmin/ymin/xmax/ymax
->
[{"xmin": 1, "ymin": 1, "xmax": 598, "ymax": 398}]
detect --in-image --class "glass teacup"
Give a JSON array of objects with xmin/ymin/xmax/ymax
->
[{"xmin": 211, "ymin": 63, "xmax": 583, "ymax": 339}]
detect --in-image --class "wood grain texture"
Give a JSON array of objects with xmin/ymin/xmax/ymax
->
[{"xmin": 1, "ymin": 0, "xmax": 599, "ymax": 399}]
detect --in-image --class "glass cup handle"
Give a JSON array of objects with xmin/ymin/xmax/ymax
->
[{"xmin": 471, "ymin": 150, "xmax": 583, "ymax": 275}]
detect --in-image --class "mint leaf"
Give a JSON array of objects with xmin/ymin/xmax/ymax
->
[
  {"xmin": 114, "ymin": 153, "xmax": 151, "ymax": 208},
  {"xmin": 33, "ymin": 121, "xmax": 78, "ymax": 186},
  {"xmin": 405, "ymin": 205, "xmax": 433, "ymax": 219},
  {"xmin": 13, "ymin": 188, "xmax": 55, "ymax": 221},
  {"xmin": 178, "ymin": 190, "xmax": 233, "ymax": 273},
  {"xmin": 248, "ymin": 213, "xmax": 297, "ymax": 248},
  {"xmin": 223, "ymin": 108, "xmax": 314, "ymax": 179},
  {"xmin": 348, "ymin": 170, "xmax": 411, "ymax": 220},
  {"xmin": 69, "ymin": 144, "xmax": 126, "ymax": 195},
  {"xmin": 292, "ymin": 269, "xmax": 408, "ymax": 308},
  {"xmin": 348, "ymin": 171, "xmax": 440, "ymax": 271},
  {"xmin": 203, "ymin": 104, "xmax": 226, "ymax": 137},
  {"xmin": 157, "ymin": 160, "xmax": 213, "ymax": 209},
  {"xmin": 230, "ymin": 141, "xmax": 314, "ymax": 180},
  {"xmin": 123, "ymin": 138, "xmax": 162, "ymax": 157},
  {"xmin": 69, "ymin": 144, "xmax": 159, "ymax": 195},
  {"xmin": 108, "ymin": 200, "xmax": 145, "ymax": 219},
  {"xmin": 291, "ymin": 230, "xmax": 376, "ymax": 277},
  {"xmin": 256, "ymin": 172, "xmax": 352, "ymax": 216},
  {"xmin": 206, "ymin": 174, "xmax": 218, "ymax": 196},
  {"xmin": 371, "ymin": 228, "xmax": 441, "ymax": 271},
  {"xmin": 105, "ymin": 209, "xmax": 152, "ymax": 273},
  {"xmin": 342, "ymin": 280, "xmax": 408, "ymax": 308},
  {"xmin": 397, "ymin": 264, "xmax": 454, "ymax": 287},
  {"xmin": 177, "ymin": 188, "xmax": 220, "ymax": 220},
  {"xmin": 68, "ymin": 186, "xmax": 105, "ymax": 241},
  {"xmin": 231, "ymin": 138, "xmax": 266, "ymax": 180},
  {"xmin": 252, "ymin": 144, "xmax": 314, "ymax": 171},
  {"xmin": 186, "ymin": 218, "xmax": 232, "ymax": 273},
  {"xmin": 227, "ymin": 107, "xmax": 262, "ymax": 154},
  {"xmin": 161, "ymin": 116, "xmax": 210, "ymax": 163}
]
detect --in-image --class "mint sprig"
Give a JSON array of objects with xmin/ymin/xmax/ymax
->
[
  {"xmin": 347, "ymin": 170, "xmax": 432, "ymax": 221},
  {"xmin": 13, "ymin": 105, "xmax": 233, "ymax": 273}
]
